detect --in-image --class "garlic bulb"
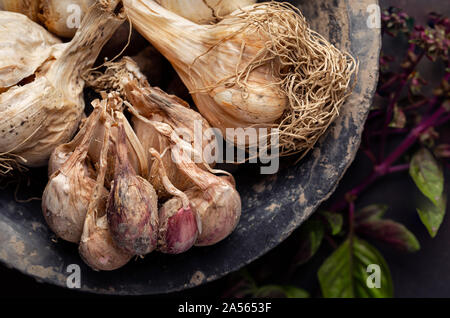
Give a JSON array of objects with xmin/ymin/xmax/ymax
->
[
  {"xmin": 143, "ymin": 120, "xmax": 241, "ymax": 246},
  {"xmin": 42, "ymin": 107, "xmax": 103, "ymax": 243},
  {"xmin": 0, "ymin": 11, "xmax": 61, "ymax": 92},
  {"xmin": 0, "ymin": 0, "xmax": 124, "ymax": 174},
  {"xmin": 0, "ymin": 0, "xmax": 40, "ymax": 22},
  {"xmin": 0, "ymin": 0, "xmax": 96, "ymax": 38},
  {"xmin": 151, "ymin": 149, "xmax": 199, "ymax": 254},
  {"xmin": 79, "ymin": 110, "xmax": 133, "ymax": 271},
  {"xmin": 123, "ymin": 0, "xmax": 357, "ymax": 157},
  {"xmin": 106, "ymin": 112, "xmax": 159, "ymax": 256},
  {"xmin": 39, "ymin": 0, "xmax": 96, "ymax": 38},
  {"xmin": 155, "ymin": 0, "xmax": 256, "ymax": 24}
]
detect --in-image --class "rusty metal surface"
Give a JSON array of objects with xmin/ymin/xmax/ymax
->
[{"xmin": 0, "ymin": 0, "xmax": 381, "ymax": 295}]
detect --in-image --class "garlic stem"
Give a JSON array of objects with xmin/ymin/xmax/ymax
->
[
  {"xmin": 123, "ymin": 0, "xmax": 205, "ymax": 66},
  {"xmin": 149, "ymin": 147, "xmax": 189, "ymax": 209}
]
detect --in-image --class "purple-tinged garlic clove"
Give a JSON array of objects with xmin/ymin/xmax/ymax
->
[
  {"xmin": 158, "ymin": 198, "xmax": 199, "ymax": 254},
  {"xmin": 106, "ymin": 112, "xmax": 159, "ymax": 256}
]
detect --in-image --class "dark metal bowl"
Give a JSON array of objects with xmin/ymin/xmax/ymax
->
[{"xmin": 0, "ymin": 0, "xmax": 380, "ymax": 295}]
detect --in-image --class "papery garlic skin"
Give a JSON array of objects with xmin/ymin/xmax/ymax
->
[
  {"xmin": 0, "ymin": 0, "xmax": 40, "ymax": 22},
  {"xmin": 150, "ymin": 121, "xmax": 242, "ymax": 247},
  {"xmin": 43, "ymin": 108, "xmax": 102, "ymax": 243},
  {"xmin": 39, "ymin": 0, "xmax": 96, "ymax": 38},
  {"xmin": 80, "ymin": 214, "xmax": 133, "ymax": 271},
  {"xmin": 156, "ymin": 0, "xmax": 256, "ymax": 24},
  {"xmin": 0, "ymin": 11, "xmax": 61, "ymax": 91},
  {"xmin": 43, "ymin": 162, "xmax": 102, "ymax": 243},
  {"xmin": 187, "ymin": 179, "xmax": 241, "ymax": 246},
  {"xmin": 0, "ymin": 0, "xmax": 124, "ymax": 169}
]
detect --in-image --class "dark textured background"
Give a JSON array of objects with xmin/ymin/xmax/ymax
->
[{"xmin": 1, "ymin": 0, "xmax": 449, "ymax": 298}]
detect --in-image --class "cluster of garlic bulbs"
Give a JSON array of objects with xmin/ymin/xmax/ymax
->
[
  {"xmin": 43, "ymin": 70, "xmax": 241, "ymax": 270},
  {"xmin": 1, "ymin": 0, "xmax": 357, "ymax": 272}
]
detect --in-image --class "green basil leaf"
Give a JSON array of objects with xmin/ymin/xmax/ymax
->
[
  {"xmin": 294, "ymin": 219, "xmax": 324, "ymax": 266},
  {"xmin": 410, "ymin": 148, "xmax": 444, "ymax": 206},
  {"xmin": 318, "ymin": 237, "xmax": 393, "ymax": 298},
  {"xmin": 417, "ymin": 192, "xmax": 447, "ymax": 238}
]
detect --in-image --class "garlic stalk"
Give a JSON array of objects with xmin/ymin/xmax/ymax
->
[
  {"xmin": 85, "ymin": 93, "xmax": 149, "ymax": 187},
  {"xmin": 123, "ymin": 0, "xmax": 357, "ymax": 157},
  {"xmin": 0, "ymin": 0, "xmax": 124, "ymax": 174},
  {"xmin": 79, "ymin": 108, "xmax": 133, "ymax": 271},
  {"xmin": 155, "ymin": 0, "xmax": 256, "ymax": 24},
  {"xmin": 106, "ymin": 112, "xmax": 159, "ymax": 256}
]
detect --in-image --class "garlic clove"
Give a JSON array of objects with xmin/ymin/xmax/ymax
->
[
  {"xmin": 158, "ymin": 198, "xmax": 199, "ymax": 254},
  {"xmin": 79, "ymin": 213, "xmax": 133, "ymax": 271},
  {"xmin": 186, "ymin": 179, "xmax": 241, "ymax": 246},
  {"xmin": 106, "ymin": 112, "xmax": 159, "ymax": 256},
  {"xmin": 150, "ymin": 148, "xmax": 199, "ymax": 254}
]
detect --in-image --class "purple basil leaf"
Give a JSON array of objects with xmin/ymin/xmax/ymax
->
[{"xmin": 356, "ymin": 219, "xmax": 420, "ymax": 252}]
